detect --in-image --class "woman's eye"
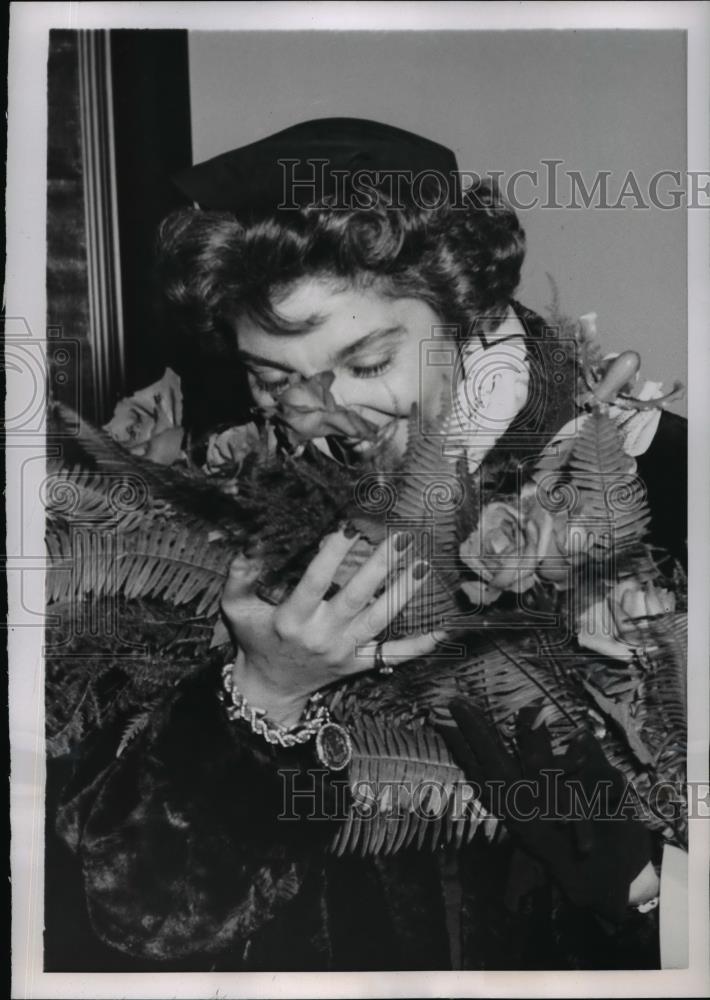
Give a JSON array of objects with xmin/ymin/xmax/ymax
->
[
  {"xmin": 350, "ymin": 358, "xmax": 393, "ymax": 379},
  {"xmin": 252, "ymin": 373, "xmax": 291, "ymax": 395}
]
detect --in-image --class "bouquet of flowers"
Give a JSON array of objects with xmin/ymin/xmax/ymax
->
[{"xmin": 46, "ymin": 309, "xmax": 687, "ymax": 855}]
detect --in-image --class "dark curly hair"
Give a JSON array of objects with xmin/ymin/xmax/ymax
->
[{"xmin": 155, "ymin": 180, "xmax": 526, "ymax": 433}]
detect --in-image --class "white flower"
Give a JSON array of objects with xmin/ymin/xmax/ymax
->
[
  {"xmin": 578, "ymin": 313, "xmax": 598, "ymax": 340},
  {"xmin": 577, "ymin": 577, "xmax": 676, "ymax": 661},
  {"xmin": 103, "ymin": 367, "xmax": 184, "ymax": 463},
  {"xmin": 540, "ymin": 366, "xmax": 665, "ymax": 463},
  {"xmin": 606, "ymin": 370, "xmax": 664, "ymax": 457}
]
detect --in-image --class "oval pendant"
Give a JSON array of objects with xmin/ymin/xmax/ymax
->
[{"xmin": 315, "ymin": 722, "xmax": 352, "ymax": 771}]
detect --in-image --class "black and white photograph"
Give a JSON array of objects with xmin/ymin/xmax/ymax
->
[{"xmin": 7, "ymin": 2, "xmax": 710, "ymax": 997}]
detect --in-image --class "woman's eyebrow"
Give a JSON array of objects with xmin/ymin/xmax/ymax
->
[{"xmin": 236, "ymin": 350, "xmax": 296, "ymax": 373}]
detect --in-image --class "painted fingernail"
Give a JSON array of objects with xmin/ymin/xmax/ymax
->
[
  {"xmin": 413, "ymin": 560, "xmax": 431, "ymax": 580},
  {"xmin": 393, "ymin": 532, "xmax": 412, "ymax": 552}
]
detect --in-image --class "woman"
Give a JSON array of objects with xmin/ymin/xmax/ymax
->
[{"xmin": 48, "ymin": 118, "xmax": 686, "ymax": 971}]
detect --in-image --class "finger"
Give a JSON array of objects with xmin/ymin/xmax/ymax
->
[
  {"xmin": 329, "ymin": 530, "xmax": 412, "ymax": 621},
  {"xmin": 448, "ymin": 699, "xmax": 519, "ymax": 783},
  {"xmin": 352, "ymin": 558, "xmax": 431, "ymax": 639},
  {"xmin": 380, "ymin": 628, "xmax": 447, "ymax": 663},
  {"xmin": 348, "ymin": 628, "xmax": 447, "ymax": 674},
  {"xmin": 284, "ymin": 522, "xmax": 361, "ymax": 620},
  {"xmin": 221, "ymin": 554, "xmax": 263, "ymax": 612},
  {"xmin": 220, "ymin": 558, "xmax": 276, "ymax": 644}
]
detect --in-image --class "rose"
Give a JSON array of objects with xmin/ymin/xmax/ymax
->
[
  {"xmin": 525, "ymin": 498, "xmax": 591, "ymax": 589},
  {"xmin": 141, "ymin": 426, "xmax": 185, "ymax": 466},
  {"xmin": 264, "ymin": 370, "xmax": 381, "ymax": 445},
  {"xmin": 103, "ymin": 367, "xmax": 184, "ymax": 465},
  {"xmin": 104, "ymin": 401, "xmax": 184, "ymax": 466},
  {"xmin": 459, "ymin": 501, "xmax": 541, "ymax": 605},
  {"xmin": 577, "ymin": 577, "xmax": 677, "ymax": 661},
  {"xmin": 459, "ymin": 486, "xmax": 592, "ymax": 605},
  {"xmin": 103, "ymin": 398, "xmax": 167, "ymax": 452},
  {"xmin": 203, "ymin": 423, "xmax": 274, "ymax": 475}
]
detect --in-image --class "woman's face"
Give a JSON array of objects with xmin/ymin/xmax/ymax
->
[{"xmin": 235, "ymin": 278, "xmax": 452, "ymax": 458}]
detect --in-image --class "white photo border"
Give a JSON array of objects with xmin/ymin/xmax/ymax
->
[{"xmin": 7, "ymin": 2, "xmax": 710, "ymax": 997}]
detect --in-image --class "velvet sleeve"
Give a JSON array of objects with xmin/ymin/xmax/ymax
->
[{"xmin": 54, "ymin": 663, "xmax": 347, "ymax": 963}]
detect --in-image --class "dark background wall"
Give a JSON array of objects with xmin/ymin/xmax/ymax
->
[{"xmin": 110, "ymin": 29, "xmax": 193, "ymax": 394}]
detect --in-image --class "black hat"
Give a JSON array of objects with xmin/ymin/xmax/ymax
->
[{"xmin": 172, "ymin": 117, "xmax": 460, "ymax": 216}]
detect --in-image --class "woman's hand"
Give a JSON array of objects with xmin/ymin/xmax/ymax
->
[
  {"xmin": 221, "ymin": 523, "xmax": 443, "ymax": 726},
  {"xmin": 437, "ymin": 700, "xmax": 657, "ymax": 922}
]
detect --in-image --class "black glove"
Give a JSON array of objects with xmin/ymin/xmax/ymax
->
[{"xmin": 437, "ymin": 699, "xmax": 653, "ymax": 923}]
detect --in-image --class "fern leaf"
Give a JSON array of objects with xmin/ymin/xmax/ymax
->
[
  {"xmin": 581, "ymin": 680, "xmax": 655, "ymax": 767},
  {"xmin": 49, "ymin": 403, "xmax": 249, "ymax": 539},
  {"xmin": 385, "ymin": 407, "xmax": 466, "ymax": 634},
  {"xmin": 566, "ymin": 411, "xmax": 651, "ymax": 555},
  {"xmin": 47, "ymin": 520, "xmax": 236, "ymax": 616},
  {"xmin": 328, "ymin": 714, "xmax": 484, "ymax": 856},
  {"xmin": 116, "ymin": 704, "xmax": 161, "ymax": 757}
]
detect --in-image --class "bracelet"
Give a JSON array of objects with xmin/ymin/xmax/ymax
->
[{"xmin": 219, "ymin": 661, "xmax": 353, "ymax": 771}]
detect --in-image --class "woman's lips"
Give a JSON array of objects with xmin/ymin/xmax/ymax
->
[{"xmin": 342, "ymin": 416, "xmax": 407, "ymax": 454}]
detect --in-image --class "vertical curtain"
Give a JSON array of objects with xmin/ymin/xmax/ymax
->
[{"xmin": 78, "ymin": 29, "xmax": 126, "ymax": 423}]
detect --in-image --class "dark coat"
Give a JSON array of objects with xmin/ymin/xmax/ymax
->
[{"xmin": 46, "ymin": 659, "xmax": 667, "ymax": 972}]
